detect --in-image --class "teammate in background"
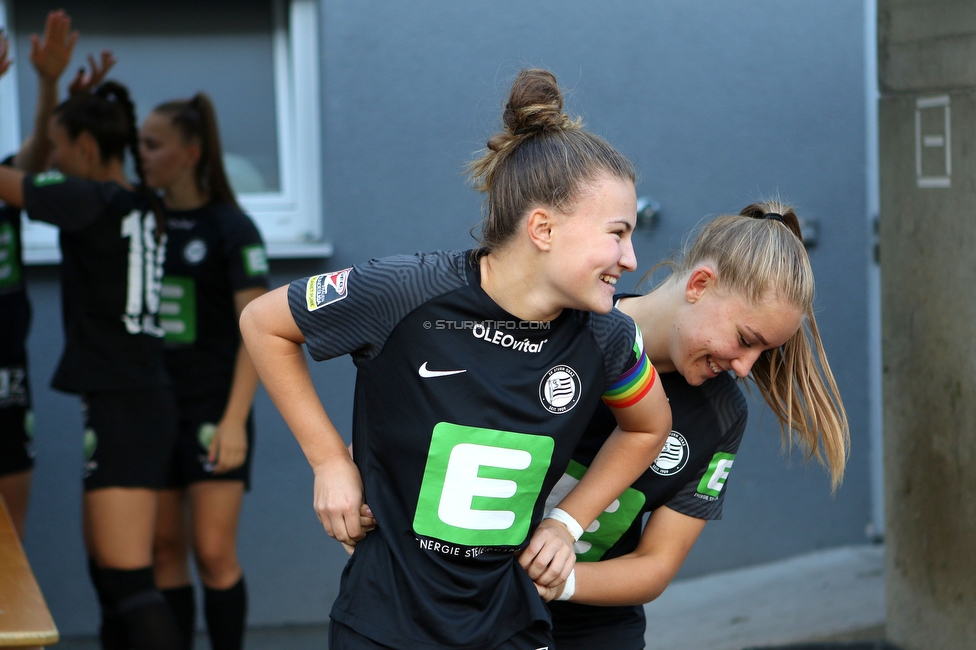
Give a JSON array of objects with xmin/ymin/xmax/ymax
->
[
  {"xmin": 0, "ymin": 70, "xmax": 182, "ymax": 648},
  {"xmin": 541, "ymin": 203, "xmax": 850, "ymax": 650},
  {"xmin": 139, "ymin": 94, "xmax": 268, "ymax": 650},
  {"xmin": 239, "ymin": 68, "xmax": 672, "ymax": 649},
  {"xmin": 0, "ymin": 11, "xmax": 114, "ymax": 540}
]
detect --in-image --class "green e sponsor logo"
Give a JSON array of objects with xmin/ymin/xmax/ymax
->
[
  {"xmin": 159, "ymin": 276, "xmax": 197, "ymax": 344},
  {"xmin": 242, "ymin": 245, "xmax": 268, "ymax": 276},
  {"xmin": 413, "ymin": 422, "xmax": 554, "ymax": 547},
  {"xmin": 545, "ymin": 459, "xmax": 646, "ymax": 562},
  {"xmin": 697, "ymin": 452, "xmax": 735, "ymax": 497}
]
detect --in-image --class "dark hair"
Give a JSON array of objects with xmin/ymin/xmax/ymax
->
[
  {"xmin": 54, "ymin": 81, "xmax": 163, "ymax": 238},
  {"xmin": 152, "ymin": 93, "xmax": 239, "ymax": 210},
  {"xmin": 466, "ymin": 69, "xmax": 636, "ymax": 252}
]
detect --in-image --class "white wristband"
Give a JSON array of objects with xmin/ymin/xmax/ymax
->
[
  {"xmin": 555, "ymin": 568, "xmax": 576, "ymax": 601},
  {"xmin": 545, "ymin": 507, "xmax": 584, "ymax": 542}
]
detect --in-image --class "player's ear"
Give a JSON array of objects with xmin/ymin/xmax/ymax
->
[
  {"xmin": 685, "ymin": 265, "xmax": 717, "ymax": 304},
  {"xmin": 526, "ymin": 207, "xmax": 553, "ymax": 252}
]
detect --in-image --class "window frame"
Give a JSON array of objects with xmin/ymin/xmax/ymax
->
[{"xmin": 0, "ymin": 0, "xmax": 330, "ymax": 263}]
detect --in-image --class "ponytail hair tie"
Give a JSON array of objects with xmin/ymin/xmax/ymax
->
[
  {"xmin": 513, "ymin": 124, "xmax": 545, "ymax": 136},
  {"xmin": 764, "ymin": 212, "xmax": 786, "ymax": 224}
]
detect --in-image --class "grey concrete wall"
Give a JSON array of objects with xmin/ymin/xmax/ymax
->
[
  {"xmin": 17, "ymin": 0, "xmax": 874, "ymax": 636},
  {"xmin": 879, "ymin": 2, "xmax": 976, "ymax": 648}
]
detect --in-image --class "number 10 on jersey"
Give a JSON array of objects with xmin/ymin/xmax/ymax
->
[{"xmin": 121, "ymin": 210, "xmax": 166, "ymax": 337}]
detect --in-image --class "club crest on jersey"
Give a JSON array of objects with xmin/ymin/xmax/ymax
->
[
  {"xmin": 305, "ymin": 268, "xmax": 352, "ymax": 311},
  {"xmin": 539, "ymin": 365, "xmax": 580, "ymax": 414},
  {"xmin": 650, "ymin": 430, "xmax": 689, "ymax": 476},
  {"xmin": 183, "ymin": 239, "xmax": 208, "ymax": 264}
]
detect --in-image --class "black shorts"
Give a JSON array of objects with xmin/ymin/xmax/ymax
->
[
  {"xmin": 550, "ymin": 602, "xmax": 646, "ymax": 650},
  {"xmin": 0, "ymin": 363, "xmax": 33, "ymax": 476},
  {"xmin": 164, "ymin": 391, "xmax": 254, "ymax": 490},
  {"xmin": 81, "ymin": 388, "xmax": 179, "ymax": 491},
  {"xmin": 328, "ymin": 620, "xmax": 553, "ymax": 650}
]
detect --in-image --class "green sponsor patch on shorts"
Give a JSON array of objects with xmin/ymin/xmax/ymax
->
[
  {"xmin": 198, "ymin": 423, "xmax": 217, "ymax": 450},
  {"xmin": 414, "ymin": 422, "xmax": 554, "ymax": 547},
  {"xmin": 84, "ymin": 428, "xmax": 98, "ymax": 461},
  {"xmin": 159, "ymin": 276, "xmax": 197, "ymax": 344}
]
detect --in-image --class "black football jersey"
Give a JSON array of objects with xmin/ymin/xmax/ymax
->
[
  {"xmin": 288, "ymin": 250, "xmax": 649, "ymax": 649},
  {"xmin": 548, "ymin": 298, "xmax": 747, "ymax": 650},
  {"xmin": 22, "ymin": 172, "xmax": 169, "ymax": 393},
  {"xmin": 159, "ymin": 201, "xmax": 268, "ymax": 399},
  {"xmin": 0, "ymin": 201, "xmax": 30, "ymax": 366}
]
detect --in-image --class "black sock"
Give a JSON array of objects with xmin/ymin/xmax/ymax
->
[
  {"xmin": 203, "ymin": 577, "xmax": 247, "ymax": 650},
  {"xmin": 161, "ymin": 585, "xmax": 196, "ymax": 650},
  {"xmin": 87, "ymin": 558, "xmax": 127, "ymax": 650},
  {"xmin": 98, "ymin": 566, "xmax": 182, "ymax": 650}
]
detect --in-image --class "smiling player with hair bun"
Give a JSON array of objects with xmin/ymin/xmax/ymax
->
[{"xmin": 240, "ymin": 68, "xmax": 672, "ymax": 649}]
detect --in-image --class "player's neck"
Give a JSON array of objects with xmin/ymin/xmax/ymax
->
[
  {"xmin": 617, "ymin": 286, "xmax": 677, "ymax": 371},
  {"xmin": 479, "ymin": 248, "xmax": 562, "ymax": 322},
  {"xmin": 89, "ymin": 160, "xmax": 133, "ymax": 191},
  {"xmin": 162, "ymin": 177, "xmax": 209, "ymax": 210}
]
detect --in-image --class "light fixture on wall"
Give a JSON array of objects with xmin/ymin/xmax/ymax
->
[
  {"xmin": 636, "ymin": 196, "xmax": 660, "ymax": 230},
  {"xmin": 799, "ymin": 218, "xmax": 820, "ymax": 249}
]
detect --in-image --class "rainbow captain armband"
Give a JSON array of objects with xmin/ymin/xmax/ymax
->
[{"xmin": 602, "ymin": 326, "xmax": 656, "ymax": 409}]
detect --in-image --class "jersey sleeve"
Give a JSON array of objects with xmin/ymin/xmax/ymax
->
[
  {"xmin": 600, "ymin": 295, "xmax": 658, "ymax": 407},
  {"xmin": 22, "ymin": 172, "xmax": 120, "ymax": 233},
  {"xmin": 662, "ymin": 380, "xmax": 747, "ymax": 520},
  {"xmin": 217, "ymin": 206, "xmax": 269, "ymax": 292},
  {"xmin": 287, "ymin": 251, "xmax": 467, "ymax": 365}
]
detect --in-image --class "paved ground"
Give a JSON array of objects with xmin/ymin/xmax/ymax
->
[
  {"xmin": 644, "ymin": 544, "xmax": 886, "ymax": 650},
  {"xmin": 56, "ymin": 543, "xmax": 886, "ymax": 649}
]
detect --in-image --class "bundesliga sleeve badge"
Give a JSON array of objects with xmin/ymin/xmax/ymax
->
[{"xmin": 305, "ymin": 268, "xmax": 352, "ymax": 311}]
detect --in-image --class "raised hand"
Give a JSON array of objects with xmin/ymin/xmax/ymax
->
[
  {"xmin": 69, "ymin": 50, "xmax": 117, "ymax": 97},
  {"xmin": 29, "ymin": 9, "xmax": 78, "ymax": 82}
]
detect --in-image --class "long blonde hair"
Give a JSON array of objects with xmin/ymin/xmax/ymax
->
[{"xmin": 649, "ymin": 201, "xmax": 849, "ymax": 490}]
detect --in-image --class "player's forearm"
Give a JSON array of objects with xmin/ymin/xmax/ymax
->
[
  {"xmin": 247, "ymin": 332, "xmax": 347, "ymax": 467},
  {"xmin": 569, "ymin": 553, "xmax": 675, "ymax": 606},
  {"xmin": 240, "ymin": 291, "xmax": 349, "ymax": 468},
  {"xmin": 553, "ymin": 426, "xmax": 668, "ymax": 529},
  {"xmin": 14, "ymin": 77, "xmax": 58, "ymax": 173},
  {"xmin": 0, "ymin": 167, "xmax": 25, "ymax": 207}
]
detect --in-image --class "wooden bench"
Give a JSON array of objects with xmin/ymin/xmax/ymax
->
[{"xmin": 0, "ymin": 496, "xmax": 58, "ymax": 649}]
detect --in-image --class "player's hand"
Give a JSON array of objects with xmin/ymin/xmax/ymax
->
[
  {"xmin": 312, "ymin": 454, "xmax": 366, "ymax": 545},
  {"xmin": 209, "ymin": 420, "xmax": 248, "ymax": 474},
  {"xmin": 29, "ymin": 9, "xmax": 78, "ymax": 82},
  {"xmin": 68, "ymin": 50, "xmax": 116, "ymax": 96},
  {"xmin": 0, "ymin": 30, "xmax": 11, "ymax": 78},
  {"xmin": 339, "ymin": 503, "xmax": 377, "ymax": 555},
  {"xmin": 534, "ymin": 578, "xmax": 567, "ymax": 602},
  {"xmin": 518, "ymin": 518, "xmax": 576, "ymax": 587}
]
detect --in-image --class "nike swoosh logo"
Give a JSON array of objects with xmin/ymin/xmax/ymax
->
[{"xmin": 418, "ymin": 362, "xmax": 467, "ymax": 378}]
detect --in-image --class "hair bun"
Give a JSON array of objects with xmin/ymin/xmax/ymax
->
[{"xmin": 502, "ymin": 69, "xmax": 578, "ymax": 136}]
